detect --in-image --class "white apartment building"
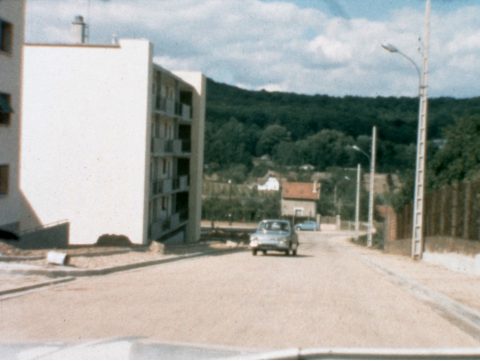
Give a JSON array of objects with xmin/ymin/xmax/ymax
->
[
  {"xmin": 21, "ymin": 37, "xmax": 205, "ymax": 245},
  {"xmin": 0, "ymin": 0, "xmax": 25, "ymax": 234}
]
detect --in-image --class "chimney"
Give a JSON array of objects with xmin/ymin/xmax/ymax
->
[{"xmin": 71, "ymin": 15, "xmax": 87, "ymax": 44}]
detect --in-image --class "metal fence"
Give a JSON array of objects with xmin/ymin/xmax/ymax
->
[{"xmin": 396, "ymin": 179, "xmax": 480, "ymax": 242}]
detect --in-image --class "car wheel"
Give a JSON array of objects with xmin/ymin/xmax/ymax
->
[
  {"xmin": 285, "ymin": 249, "xmax": 289, "ymax": 256},
  {"xmin": 292, "ymin": 249, "xmax": 297, "ymax": 256},
  {"xmin": 262, "ymin": 250, "xmax": 267, "ymax": 255},
  {"xmin": 252, "ymin": 249, "xmax": 257, "ymax": 256}
]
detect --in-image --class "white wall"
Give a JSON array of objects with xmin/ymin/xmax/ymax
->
[
  {"xmin": 0, "ymin": 0, "xmax": 25, "ymax": 231},
  {"xmin": 173, "ymin": 71, "xmax": 206, "ymax": 243},
  {"xmin": 258, "ymin": 177, "xmax": 280, "ymax": 191},
  {"xmin": 21, "ymin": 39, "xmax": 152, "ymax": 244}
]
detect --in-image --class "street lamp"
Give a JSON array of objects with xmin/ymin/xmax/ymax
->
[
  {"xmin": 350, "ymin": 126, "xmax": 377, "ymax": 247},
  {"xmin": 381, "ymin": 0, "xmax": 431, "ymax": 260},
  {"xmin": 355, "ymin": 164, "xmax": 361, "ymax": 238}
]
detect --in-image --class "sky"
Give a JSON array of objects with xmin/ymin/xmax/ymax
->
[{"xmin": 25, "ymin": 0, "xmax": 480, "ymax": 98}]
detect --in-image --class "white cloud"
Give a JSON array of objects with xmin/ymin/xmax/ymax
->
[{"xmin": 25, "ymin": 0, "xmax": 480, "ymax": 97}]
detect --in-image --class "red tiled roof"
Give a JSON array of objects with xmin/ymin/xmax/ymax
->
[{"xmin": 282, "ymin": 182, "xmax": 320, "ymax": 200}]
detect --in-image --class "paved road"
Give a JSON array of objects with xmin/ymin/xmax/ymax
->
[{"xmin": 1, "ymin": 231, "xmax": 480, "ymax": 357}]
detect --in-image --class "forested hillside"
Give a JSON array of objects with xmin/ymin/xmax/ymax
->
[{"xmin": 205, "ymin": 78, "xmax": 480, "ymax": 176}]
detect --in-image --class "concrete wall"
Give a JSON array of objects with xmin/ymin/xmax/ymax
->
[
  {"xmin": 173, "ymin": 72, "xmax": 206, "ymax": 243},
  {"xmin": 0, "ymin": 0, "xmax": 24, "ymax": 231},
  {"xmin": 281, "ymin": 199, "xmax": 316, "ymax": 218},
  {"xmin": 423, "ymin": 236, "xmax": 480, "ymax": 275},
  {"xmin": 17, "ymin": 222, "xmax": 69, "ymax": 249},
  {"xmin": 21, "ymin": 40, "xmax": 152, "ymax": 245},
  {"xmin": 384, "ymin": 236, "xmax": 480, "ymax": 275}
]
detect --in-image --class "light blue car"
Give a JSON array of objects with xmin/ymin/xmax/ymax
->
[{"xmin": 295, "ymin": 220, "xmax": 319, "ymax": 231}]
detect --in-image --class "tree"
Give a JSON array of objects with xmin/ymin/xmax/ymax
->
[
  {"xmin": 256, "ymin": 124, "xmax": 290, "ymax": 156},
  {"xmin": 429, "ymin": 115, "xmax": 480, "ymax": 186},
  {"xmin": 305, "ymin": 130, "xmax": 354, "ymax": 170},
  {"xmin": 205, "ymin": 117, "xmax": 253, "ymax": 167}
]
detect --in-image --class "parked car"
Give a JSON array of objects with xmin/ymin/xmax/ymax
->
[
  {"xmin": 295, "ymin": 220, "xmax": 319, "ymax": 231},
  {"xmin": 249, "ymin": 219, "xmax": 299, "ymax": 256}
]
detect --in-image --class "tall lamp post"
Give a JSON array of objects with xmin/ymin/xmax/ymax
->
[
  {"xmin": 355, "ymin": 163, "xmax": 361, "ymax": 238},
  {"xmin": 351, "ymin": 125, "xmax": 377, "ymax": 247},
  {"xmin": 382, "ymin": 0, "xmax": 431, "ymax": 260}
]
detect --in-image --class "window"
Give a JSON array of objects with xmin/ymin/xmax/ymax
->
[
  {"xmin": 0, "ymin": 165, "xmax": 8, "ymax": 195},
  {"xmin": 0, "ymin": 93, "xmax": 12, "ymax": 125},
  {"xmin": 0, "ymin": 19, "xmax": 13, "ymax": 53}
]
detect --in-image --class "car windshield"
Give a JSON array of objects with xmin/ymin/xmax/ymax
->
[{"xmin": 258, "ymin": 221, "xmax": 290, "ymax": 233}]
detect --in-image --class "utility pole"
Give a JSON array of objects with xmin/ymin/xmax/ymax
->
[
  {"xmin": 355, "ymin": 163, "xmax": 361, "ymax": 238},
  {"xmin": 412, "ymin": 0, "xmax": 431, "ymax": 259},
  {"xmin": 367, "ymin": 126, "xmax": 377, "ymax": 248}
]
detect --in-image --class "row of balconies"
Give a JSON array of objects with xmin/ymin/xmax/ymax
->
[
  {"xmin": 154, "ymin": 96, "xmax": 192, "ymax": 121},
  {"xmin": 149, "ymin": 211, "xmax": 188, "ymax": 240},
  {"xmin": 151, "ymin": 175, "xmax": 189, "ymax": 196},
  {"xmin": 151, "ymin": 138, "xmax": 191, "ymax": 155}
]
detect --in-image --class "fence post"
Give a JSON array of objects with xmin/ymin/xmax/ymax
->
[
  {"xmin": 451, "ymin": 183, "xmax": 459, "ymax": 238},
  {"xmin": 439, "ymin": 186, "xmax": 447, "ymax": 236}
]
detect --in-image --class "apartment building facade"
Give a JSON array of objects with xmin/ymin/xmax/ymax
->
[
  {"xmin": 21, "ymin": 38, "xmax": 205, "ymax": 245},
  {"xmin": 0, "ymin": 0, "xmax": 25, "ymax": 233}
]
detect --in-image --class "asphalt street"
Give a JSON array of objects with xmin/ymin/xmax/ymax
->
[{"xmin": 1, "ymin": 231, "xmax": 479, "ymax": 358}]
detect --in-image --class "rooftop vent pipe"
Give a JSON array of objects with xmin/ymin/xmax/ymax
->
[{"xmin": 72, "ymin": 15, "xmax": 87, "ymax": 44}]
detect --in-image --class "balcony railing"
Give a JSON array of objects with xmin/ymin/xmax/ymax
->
[
  {"xmin": 149, "ymin": 212, "xmax": 187, "ymax": 240},
  {"xmin": 166, "ymin": 99, "xmax": 175, "ymax": 115},
  {"xmin": 170, "ymin": 213, "xmax": 180, "ymax": 229},
  {"xmin": 155, "ymin": 96, "xmax": 167, "ymax": 112},
  {"xmin": 154, "ymin": 95, "xmax": 191, "ymax": 121},
  {"xmin": 172, "ymin": 175, "xmax": 189, "ymax": 191},
  {"xmin": 151, "ymin": 138, "xmax": 180, "ymax": 155},
  {"xmin": 151, "ymin": 178, "xmax": 173, "ymax": 196},
  {"xmin": 179, "ymin": 175, "xmax": 189, "ymax": 190},
  {"xmin": 181, "ymin": 104, "xmax": 191, "ymax": 121}
]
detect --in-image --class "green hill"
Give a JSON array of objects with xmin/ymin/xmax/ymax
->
[{"xmin": 205, "ymin": 78, "xmax": 480, "ymax": 174}]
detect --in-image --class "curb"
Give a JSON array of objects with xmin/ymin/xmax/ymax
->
[
  {"xmin": 0, "ymin": 248, "xmax": 134, "ymax": 262},
  {"xmin": 0, "ymin": 255, "xmax": 44, "ymax": 262},
  {"xmin": 0, "ymin": 276, "xmax": 75, "ymax": 297},
  {"xmin": 3, "ymin": 246, "xmax": 246, "ymax": 278}
]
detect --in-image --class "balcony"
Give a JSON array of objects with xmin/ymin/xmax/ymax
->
[
  {"xmin": 149, "ymin": 213, "xmax": 185, "ymax": 240},
  {"xmin": 179, "ymin": 208, "xmax": 189, "ymax": 222},
  {"xmin": 180, "ymin": 140, "xmax": 191, "ymax": 153},
  {"xmin": 151, "ymin": 178, "xmax": 173, "ymax": 196},
  {"xmin": 151, "ymin": 138, "xmax": 165, "ymax": 154},
  {"xmin": 166, "ymin": 99, "xmax": 175, "ymax": 115},
  {"xmin": 154, "ymin": 96, "xmax": 176, "ymax": 118},
  {"xmin": 173, "ymin": 139, "xmax": 182, "ymax": 154},
  {"xmin": 179, "ymin": 175, "xmax": 189, "ymax": 190},
  {"xmin": 172, "ymin": 175, "xmax": 189, "ymax": 192},
  {"xmin": 174, "ymin": 102, "xmax": 192, "ymax": 121},
  {"xmin": 150, "ymin": 219, "xmax": 165, "ymax": 240},
  {"xmin": 170, "ymin": 213, "xmax": 180, "ymax": 229},
  {"xmin": 155, "ymin": 96, "xmax": 167, "ymax": 112},
  {"xmin": 151, "ymin": 138, "xmax": 183, "ymax": 155},
  {"xmin": 181, "ymin": 104, "xmax": 191, "ymax": 121}
]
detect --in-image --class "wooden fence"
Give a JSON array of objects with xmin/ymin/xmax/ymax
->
[{"xmin": 395, "ymin": 179, "xmax": 480, "ymax": 242}]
